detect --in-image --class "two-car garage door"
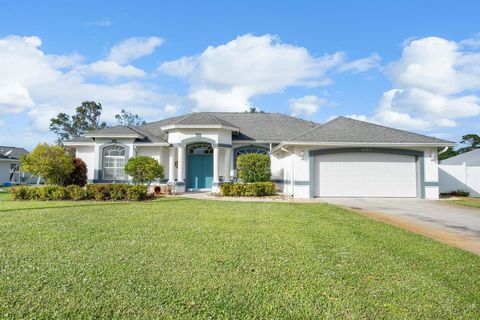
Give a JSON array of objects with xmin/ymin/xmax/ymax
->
[{"xmin": 314, "ymin": 152, "xmax": 417, "ymax": 197}]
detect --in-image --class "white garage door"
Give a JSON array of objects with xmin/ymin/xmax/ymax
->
[{"xmin": 314, "ymin": 152, "xmax": 417, "ymax": 197}]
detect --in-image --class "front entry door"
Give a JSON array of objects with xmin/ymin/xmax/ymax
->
[{"xmin": 187, "ymin": 155, "xmax": 213, "ymax": 189}]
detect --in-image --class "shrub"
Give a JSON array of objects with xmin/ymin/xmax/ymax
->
[
  {"xmin": 127, "ymin": 184, "xmax": 148, "ymax": 201},
  {"xmin": 27, "ymin": 186, "xmax": 41, "ymax": 200},
  {"xmin": 51, "ymin": 186, "xmax": 68, "ymax": 200},
  {"xmin": 65, "ymin": 158, "xmax": 88, "ymax": 187},
  {"xmin": 66, "ymin": 185, "xmax": 86, "ymax": 200},
  {"xmin": 86, "ymin": 184, "xmax": 110, "ymax": 200},
  {"xmin": 220, "ymin": 182, "xmax": 276, "ymax": 197},
  {"xmin": 452, "ymin": 189, "xmax": 470, "ymax": 197},
  {"xmin": 237, "ymin": 153, "xmax": 271, "ymax": 183},
  {"xmin": 11, "ymin": 186, "xmax": 29, "ymax": 200},
  {"xmin": 21, "ymin": 143, "xmax": 74, "ymax": 185},
  {"xmin": 110, "ymin": 184, "xmax": 128, "ymax": 200},
  {"xmin": 124, "ymin": 156, "xmax": 165, "ymax": 185}
]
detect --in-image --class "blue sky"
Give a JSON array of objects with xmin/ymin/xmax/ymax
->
[{"xmin": 1, "ymin": 0, "xmax": 479, "ymax": 149}]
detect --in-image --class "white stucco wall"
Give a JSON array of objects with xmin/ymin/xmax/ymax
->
[
  {"xmin": 75, "ymin": 145, "xmax": 95, "ymax": 181},
  {"xmin": 168, "ymin": 128, "xmax": 232, "ymax": 146},
  {"xmin": 0, "ymin": 162, "xmax": 11, "ymax": 185}
]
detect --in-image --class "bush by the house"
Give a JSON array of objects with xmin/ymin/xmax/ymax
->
[
  {"xmin": 126, "ymin": 185, "xmax": 148, "ymax": 201},
  {"xmin": 109, "ymin": 184, "xmax": 129, "ymax": 200},
  {"xmin": 220, "ymin": 182, "xmax": 276, "ymax": 197},
  {"xmin": 65, "ymin": 158, "xmax": 88, "ymax": 187},
  {"xmin": 450, "ymin": 190, "xmax": 471, "ymax": 197},
  {"xmin": 124, "ymin": 156, "xmax": 165, "ymax": 185},
  {"xmin": 237, "ymin": 153, "xmax": 271, "ymax": 182},
  {"xmin": 66, "ymin": 185, "xmax": 86, "ymax": 200},
  {"xmin": 12, "ymin": 184, "xmax": 149, "ymax": 201},
  {"xmin": 21, "ymin": 143, "xmax": 75, "ymax": 186},
  {"xmin": 86, "ymin": 184, "xmax": 111, "ymax": 200},
  {"xmin": 11, "ymin": 186, "xmax": 29, "ymax": 200}
]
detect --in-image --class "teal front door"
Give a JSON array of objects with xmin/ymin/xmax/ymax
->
[{"xmin": 187, "ymin": 155, "xmax": 213, "ymax": 189}]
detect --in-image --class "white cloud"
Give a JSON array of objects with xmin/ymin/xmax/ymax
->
[
  {"xmin": 0, "ymin": 35, "xmax": 170, "ymax": 134},
  {"xmin": 338, "ymin": 53, "xmax": 381, "ymax": 73},
  {"xmin": 77, "ymin": 60, "xmax": 145, "ymax": 79},
  {"xmin": 351, "ymin": 36, "xmax": 480, "ymax": 130},
  {"xmin": 289, "ymin": 95, "xmax": 327, "ymax": 116},
  {"xmin": 107, "ymin": 36, "xmax": 163, "ymax": 65},
  {"xmin": 159, "ymin": 34, "xmax": 350, "ymax": 112}
]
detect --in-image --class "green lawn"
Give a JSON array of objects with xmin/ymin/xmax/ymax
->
[
  {"xmin": 447, "ymin": 198, "xmax": 480, "ymax": 209},
  {"xmin": 0, "ymin": 197, "xmax": 479, "ymax": 319}
]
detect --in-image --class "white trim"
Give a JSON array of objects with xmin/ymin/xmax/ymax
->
[
  {"xmin": 271, "ymin": 141, "xmax": 455, "ymax": 153},
  {"xmin": 84, "ymin": 134, "xmax": 144, "ymax": 138},
  {"xmin": 0, "ymin": 158, "xmax": 20, "ymax": 162},
  {"xmin": 63, "ymin": 142, "xmax": 95, "ymax": 146},
  {"xmin": 233, "ymin": 140, "xmax": 281, "ymax": 144},
  {"xmin": 160, "ymin": 124, "xmax": 239, "ymax": 132},
  {"xmin": 134, "ymin": 142, "xmax": 170, "ymax": 146}
]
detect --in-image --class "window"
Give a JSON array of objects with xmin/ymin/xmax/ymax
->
[
  {"xmin": 103, "ymin": 145, "xmax": 126, "ymax": 180},
  {"xmin": 187, "ymin": 143, "xmax": 213, "ymax": 155}
]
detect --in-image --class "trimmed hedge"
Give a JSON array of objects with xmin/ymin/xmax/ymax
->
[
  {"xmin": 11, "ymin": 184, "xmax": 148, "ymax": 201},
  {"xmin": 220, "ymin": 182, "xmax": 276, "ymax": 197},
  {"xmin": 237, "ymin": 153, "xmax": 271, "ymax": 183}
]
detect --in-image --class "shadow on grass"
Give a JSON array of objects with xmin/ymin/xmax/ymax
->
[{"xmin": 0, "ymin": 197, "xmax": 192, "ymax": 213}]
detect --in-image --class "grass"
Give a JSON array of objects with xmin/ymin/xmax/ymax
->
[
  {"xmin": 447, "ymin": 198, "xmax": 480, "ymax": 209},
  {"xmin": 0, "ymin": 197, "xmax": 479, "ymax": 319}
]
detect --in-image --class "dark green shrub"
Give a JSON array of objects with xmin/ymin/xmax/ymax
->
[
  {"xmin": 124, "ymin": 156, "xmax": 165, "ymax": 184},
  {"xmin": 452, "ymin": 189, "xmax": 470, "ymax": 197},
  {"xmin": 220, "ymin": 182, "xmax": 276, "ymax": 197},
  {"xmin": 11, "ymin": 186, "xmax": 29, "ymax": 200},
  {"xmin": 66, "ymin": 185, "xmax": 86, "ymax": 200},
  {"xmin": 65, "ymin": 158, "xmax": 88, "ymax": 187},
  {"xmin": 110, "ymin": 184, "xmax": 128, "ymax": 200},
  {"xmin": 86, "ymin": 184, "xmax": 110, "ymax": 200},
  {"xmin": 126, "ymin": 184, "xmax": 147, "ymax": 201},
  {"xmin": 237, "ymin": 153, "xmax": 271, "ymax": 182}
]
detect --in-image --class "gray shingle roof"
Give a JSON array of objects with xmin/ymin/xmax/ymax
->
[
  {"xmin": 0, "ymin": 146, "xmax": 29, "ymax": 159},
  {"xmin": 441, "ymin": 149, "xmax": 480, "ymax": 166},
  {"xmin": 85, "ymin": 125, "xmax": 144, "ymax": 136},
  {"xmin": 290, "ymin": 117, "xmax": 453, "ymax": 144},
  {"xmin": 65, "ymin": 113, "xmax": 452, "ymax": 146}
]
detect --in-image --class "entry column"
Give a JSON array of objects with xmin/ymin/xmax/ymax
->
[
  {"xmin": 213, "ymin": 147, "xmax": 219, "ymax": 184},
  {"xmin": 224, "ymin": 147, "xmax": 232, "ymax": 182},
  {"xmin": 177, "ymin": 146, "xmax": 185, "ymax": 183},
  {"xmin": 168, "ymin": 146, "xmax": 176, "ymax": 183}
]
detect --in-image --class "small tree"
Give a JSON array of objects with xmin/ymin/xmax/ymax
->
[
  {"xmin": 21, "ymin": 144, "xmax": 75, "ymax": 185},
  {"xmin": 65, "ymin": 158, "xmax": 88, "ymax": 187},
  {"xmin": 124, "ymin": 156, "xmax": 164, "ymax": 185},
  {"xmin": 237, "ymin": 153, "xmax": 271, "ymax": 182}
]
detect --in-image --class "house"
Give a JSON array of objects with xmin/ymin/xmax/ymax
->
[
  {"xmin": 439, "ymin": 149, "xmax": 480, "ymax": 197},
  {"xmin": 0, "ymin": 146, "xmax": 29, "ymax": 186},
  {"xmin": 64, "ymin": 112, "xmax": 453, "ymax": 199}
]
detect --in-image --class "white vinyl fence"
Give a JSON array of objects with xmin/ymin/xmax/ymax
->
[{"xmin": 439, "ymin": 163, "xmax": 480, "ymax": 197}]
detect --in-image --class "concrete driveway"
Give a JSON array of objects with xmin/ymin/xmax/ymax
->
[{"xmin": 322, "ymin": 198, "xmax": 480, "ymax": 255}]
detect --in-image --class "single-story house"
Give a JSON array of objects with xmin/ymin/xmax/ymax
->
[
  {"xmin": 439, "ymin": 149, "xmax": 480, "ymax": 197},
  {"xmin": 0, "ymin": 146, "xmax": 29, "ymax": 186},
  {"xmin": 64, "ymin": 112, "xmax": 453, "ymax": 199}
]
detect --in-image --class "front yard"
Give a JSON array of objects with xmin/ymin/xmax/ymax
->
[{"xmin": 0, "ymin": 197, "xmax": 479, "ymax": 319}]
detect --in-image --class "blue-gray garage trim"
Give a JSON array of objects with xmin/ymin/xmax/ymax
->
[{"xmin": 309, "ymin": 147, "xmax": 425, "ymax": 199}]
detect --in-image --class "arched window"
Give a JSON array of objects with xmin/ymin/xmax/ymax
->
[
  {"xmin": 187, "ymin": 143, "xmax": 213, "ymax": 155},
  {"xmin": 102, "ymin": 145, "xmax": 126, "ymax": 180},
  {"xmin": 234, "ymin": 145, "xmax": 269, "ymax": 168}
]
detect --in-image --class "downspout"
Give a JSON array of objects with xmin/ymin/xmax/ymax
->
[{"xmin": 280, "ymin": 147, "xmax": 294, "ymax": 197}]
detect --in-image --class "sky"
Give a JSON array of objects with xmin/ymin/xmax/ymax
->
[{"xmin": 0, "ymin": 0, "xmax": 479, "ymax": 149}]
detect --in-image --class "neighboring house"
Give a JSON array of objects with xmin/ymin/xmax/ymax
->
[
  {"xmin": 64, "ymin": 112, "xmax": 453, "ymax": 199},
  {"xmin": 439, "ymin": 149, "xmax": 480, "ymax": 197},
  {"xmin": 0, "ymin": 146, "xmax": 29, "ymax": 186}
]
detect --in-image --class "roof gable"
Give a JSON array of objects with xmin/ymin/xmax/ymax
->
[{"xmin": 290, "ymin": 117, "xmax": 453, "ymax": 145}]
